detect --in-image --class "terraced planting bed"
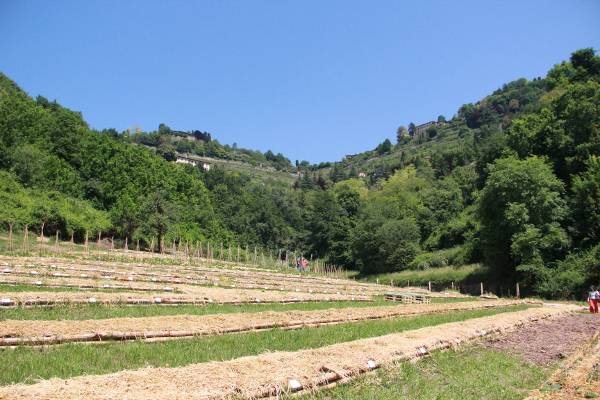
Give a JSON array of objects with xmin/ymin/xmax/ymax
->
[
  {"xmin": 0, "ymin": 255, "xmax": 467, "ymax": 299},
  {"xmin": 0, "ymin": 300, "xmax": 527, "ymax": 346},
  {"xmin": 0, "ymin": 256, "xmax": 385, "ymax": 297},
  {"xmin": 0, "ymin": 254, "xmax": 592, "ymax": 400}
]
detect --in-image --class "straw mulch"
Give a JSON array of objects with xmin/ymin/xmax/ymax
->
[
  {"xmin": 0, "ymin": 256, "xmax": 388, "ymax": 297},
  {"xmin": 0, "ymin": 299, "xmax": 529, "ymax": 346},
  {"xmin": 0, "ymin": 305, "xmax": 578, "ymax": 400},
  {"xmin": 0, "ymin": 283, "xmax": 367, "ymax": 307},
  {"xmin": 526, "ymin": 329, "xmax": 600, "ymax": 399},
  {"xmin": 0, "ymin": 263, "xmax": 378, "ymax": 297}
]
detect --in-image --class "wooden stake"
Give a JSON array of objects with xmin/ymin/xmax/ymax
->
[
  {"xmin": 124, "ymin": 237, "xmax": 128, "ymax": 251},
  {"xmin": 480, "ymin": 282, "xmax": 484, "ymax": 296},
  {"xmin": 7, "ymin": 223, "xmax": 13, "ymax": 251},
  {"xmin": 516, "ymin": 282, "xmax": 520, "ymax": 299},
  {"xmin": 23, "ymin": 225, "xmax": 29, "ymax": 251}
]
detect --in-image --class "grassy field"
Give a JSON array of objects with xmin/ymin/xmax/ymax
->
[
  {"xmin": 0, "ymin": 305, "xmax": 528, "ymax": 385},
  {"xmin": 293, "ymin": 346, "xmax": 546, "ymax": 400}
]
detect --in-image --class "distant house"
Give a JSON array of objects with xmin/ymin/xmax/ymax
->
[
  {"xmin": 414, "ymin": 121, "xmax": 438, "ymax": 136},
  {"xmin": 171, "ymin": 130, "xmax": 212, "ymax": 143},
  {"xmin": 175, "ymin": 156, "xmax": 198, "ymax": 166},
  {"xmin": 175, "ymin": 156, "xmax": 211, "ymax": 171}
]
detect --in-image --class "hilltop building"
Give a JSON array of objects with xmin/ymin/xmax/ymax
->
[
  {"xmin": 414, "ymin": 121, "xmax": 439, "ymax": 136},
  {"xmin": 171, "ymin": 130, "xmax": 212, "ymax": 143}
]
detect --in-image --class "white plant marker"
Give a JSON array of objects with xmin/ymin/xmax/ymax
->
[
  {"xmin": 419, "ymin": 346, "xmax": 428, "ymax": 355},
  {"xmin": 288, "ymin": 379, "xmax": 302, "ymax": 391},
  {"xmin": 87, "ymin": 297, "xmax": 97, "ymax": 303},
  {"xmin": 367, "ymin": 360, "xmax": 377, "ymax": 369},
  {"xmin": 1, "ymin": 298, "xmax": 12, "ymax": 305},
  {"xmin": 154, "ymin": 297, "xmax": 162, "ymax": 303}
]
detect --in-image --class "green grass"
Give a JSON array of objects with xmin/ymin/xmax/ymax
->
[
  {"xmin": 0, "ymin": 305, "xmax": 529, "ymax": 385},
  {"xmin": 0, "ymin": 296, "xmax": 471, "ymax": 320},
  {"xmin": 365, "ymin": 264, "xmax": 487, "ymax": 287},
  {"xmin": 0, "ymin": 299, "xmax": 388, "ymax": 320},
  {"xmin": 293, "ymin": 346, "xmax": 547, "ymax": 400}
]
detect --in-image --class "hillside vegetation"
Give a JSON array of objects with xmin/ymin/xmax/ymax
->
[{"xmin": 1, "ymin": 48, "xmax": 599, "ymax": 298}]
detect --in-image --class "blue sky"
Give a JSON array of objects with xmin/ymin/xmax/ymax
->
[{"xmin": 1, "ymin": 1, "xmax": 599, "ymax": 163}]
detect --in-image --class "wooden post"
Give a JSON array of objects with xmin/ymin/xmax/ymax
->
[
  {"xmin": 70, "ymin": 232, "xmax": 74, "ymax": 252},
  {"xmin": 516, "ymin": 282, "xmax": 520, "ymax": 299},
  {"xmin": 220, "ymin": 242, "xmax": 223, "ymax": 261},
  {"xmin": 7, "ymin": 223, "xmax": 13, "ymax": 251},
  {"xmin": 428, "ymin": 281, "xmax": 432, "ymax": 292},
  {"xmin": 390, "ymin": 279, "xmax": 394, "ymax": 287},
  {"xmin": 376, "ymin": 278, "xmax": 379, "ymax": 285},
  {"xmin": 111, "ymin": 236, "xmax": 114, "ymax": 251},
  {"xmin": 136, "ymin": 239, "xmax": 140, "ymax": 252},
  {"xmin": 23, "ymin": 224, "xmax": 29, "ymax": 251},
  {"xmin": 254, "ymin": 246, "xmax": 257, "ymax": 264},
  {"xmin": 38, "ymin": 222, "xmax": 44, "ymax": 254},
  {"xmin": 480, "ymin": 282, "xmax": 484, "ymax": 296},
  {"xmin": 54, "ymin": 231, "xmax": 59, "ymax": 253},
  {"xmin": 84, "ymin": 231, "xmax": 89, "ymax": 254},
  {"xmin": 124, "ymin": 237, "xmax": 128, "ymax": 252},
  {"xmin": 451, "ymin": 281, "xmax": 454, "ymax": 291},
  {"xmin": 150, "ymin": 238, "xmax": 155, "ymax": 253}
]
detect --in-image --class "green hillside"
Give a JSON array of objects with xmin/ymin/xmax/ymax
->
[{"xmin": 1, "ymin": 48, "xmax": 599, "ymax": 298}]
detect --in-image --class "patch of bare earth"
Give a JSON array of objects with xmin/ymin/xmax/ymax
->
[{"xmin": 485, "ymin": 312, "xmax": 600, "ymax": 366}]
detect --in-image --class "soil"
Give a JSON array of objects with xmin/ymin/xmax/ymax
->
[{"xmin": 486, "ymin": 312, "xmax": 600, "ymax": 366}]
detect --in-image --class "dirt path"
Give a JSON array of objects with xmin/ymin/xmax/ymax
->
[
  {"xmin": 486, "ymin": 313, "xmax": 600, "ymax": 366},
  {"xmin": 0, "ymin": 300, "xmax": 528, "ymax": 346},
  {"xmin": 524, "ymin": 317, "xmax": 600, "ymax": 399},
  {"xmin": 0, "ymin": 305, "xmax": 578, "ymax": 400}
]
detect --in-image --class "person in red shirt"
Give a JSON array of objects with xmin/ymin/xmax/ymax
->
[{"xmin": 588, "ymin": 286, "xmax": 599, "ymax": 314}]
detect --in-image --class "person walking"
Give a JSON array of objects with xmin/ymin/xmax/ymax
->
[{"xmin": 588, "ymin": 286, "xmax": 599, "ymax": 314}]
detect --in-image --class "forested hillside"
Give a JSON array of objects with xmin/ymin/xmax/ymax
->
[{"xmin": 1, "ymin": 48, "xmax": 599, "ymax": 298}]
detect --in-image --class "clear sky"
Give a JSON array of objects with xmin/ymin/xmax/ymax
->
[{"xmin": 1, "ymin": 1, "xmax": 599, "ymax": 163}]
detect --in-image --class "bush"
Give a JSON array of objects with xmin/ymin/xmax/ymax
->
[{"xmin": 408, "ymin": 246, "xmax": 469, "ymax": 270}]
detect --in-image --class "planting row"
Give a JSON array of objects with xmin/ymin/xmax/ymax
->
[
  {"xmin": 0, "ymin": 300, "xmax": 527, "ymax": 346},
  {"xmin": 0, "ymin": 256, "xmax": 387, "ymax": 296}
]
